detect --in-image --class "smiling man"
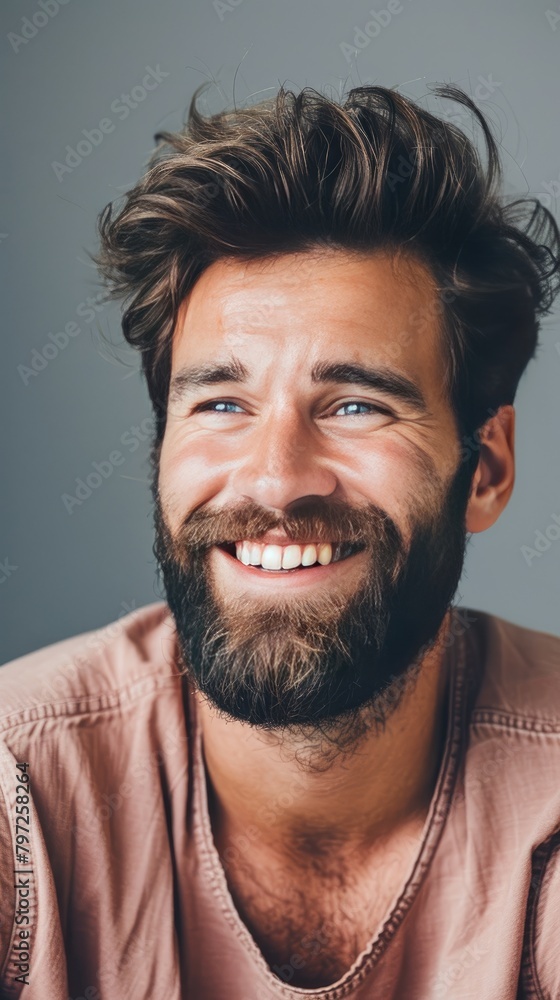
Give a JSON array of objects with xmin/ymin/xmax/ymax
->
[
  {"xmin": 1, "ymin": 83, "xmax": 560, "ymax": 999},
  {"xmin": 156, "ymin": 249, "xmax": 472, "ymax": 742}
]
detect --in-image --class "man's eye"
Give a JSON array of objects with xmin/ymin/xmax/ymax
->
[
  {"xmin": 192, "ymin": 400, "xmax": 391, "ymax": 417},
  {"xmin": 332, "ymin": 401, "xmax": 391, "ymax": 417},
  {"xmin": 194, "ymin": 400, "xmax": 244, "ymax": 413}
]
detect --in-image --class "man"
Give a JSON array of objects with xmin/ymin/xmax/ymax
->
[{"xmin": 1, "ymin": 82, "xmax": 559, "ymax": 999}]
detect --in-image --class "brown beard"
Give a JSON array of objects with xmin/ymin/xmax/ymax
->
[{"xmin": 151, "ymin": 455, "xmax": 472, "ymax": 765}]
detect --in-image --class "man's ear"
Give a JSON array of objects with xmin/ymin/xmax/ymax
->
[{"xmin": 466, "ymin": 405, "xmax": 516, "ymax": 534}]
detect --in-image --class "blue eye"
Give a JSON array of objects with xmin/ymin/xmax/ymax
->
[
  {"xmin": 193, "ymin": 400, "xmax": 392, "ymax": 417},
  {"xmin": 333, "ymin": 401, "xmax": 390, "ymax": 417},
  {"xmin": 195, "ymin": 400, "xmax": 243, "ymax": 413}
]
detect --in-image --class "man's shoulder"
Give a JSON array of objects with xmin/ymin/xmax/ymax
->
[
  {"xmin": 0, "ymin": 601, "xmax": 180, "ymax": 732},
  {"xmin": 460, "ymin": 604, "xmax": 560, "ymax": 727}
]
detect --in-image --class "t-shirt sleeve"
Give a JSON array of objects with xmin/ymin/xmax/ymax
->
[{"xmin": 0, "ymin": 736, "xmax": 69, "ymax": 1000}]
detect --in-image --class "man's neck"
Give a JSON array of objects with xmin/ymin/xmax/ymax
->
[{"xmin": 194, "ymin": 608, "xmax": 453, "ymax": 862}]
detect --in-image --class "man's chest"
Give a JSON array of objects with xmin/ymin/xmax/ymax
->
[{"xmin": 220, "ymin": 831, "xmax": 424, "ymax": 989}]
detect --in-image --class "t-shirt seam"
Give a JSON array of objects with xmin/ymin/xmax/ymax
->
[
  {"xmin": 0, "ymin": 671, "xmax": 183, "ymax": 735},
  {"xmin": 469, "ymin": 710, "xmax": 560, "ymax": 735},
  {"xmin": 522, "ymin": 829, "xmax": 560, "ymax": 1000}
]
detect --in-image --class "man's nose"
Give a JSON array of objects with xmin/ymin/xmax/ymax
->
[{"xmin": 229, "ymin": 409, "xmax": 338, "ymax": 511}]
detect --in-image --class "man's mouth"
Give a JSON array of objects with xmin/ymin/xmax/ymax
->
[{"xmin": 217, "ymin": 540, "xmax": 365, "ymax": 572}]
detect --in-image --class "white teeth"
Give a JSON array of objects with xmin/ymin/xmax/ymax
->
[
  {"xmin": 281, "ymin": 544, "xmax": 304, "ymax": 569},
  {"xmin": 260, "ymin": 545, "xmax": 283, "ymax": 570},
  {"xmin": 317, "ymin": 543, "xmax": 332, "ymax": 565},
  {"xmin": 231, "ymin": 540, "xmax": 346, "ymax": 571},
  {"xmin": 249, "ymin": 543, "xmax": 262, "ymax": 566},
  {"xmin": 301, "ymin": 544, "xmax": 318, "ymax": 566}
]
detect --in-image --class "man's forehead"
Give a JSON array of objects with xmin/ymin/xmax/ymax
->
[
  {"xmin": 217, "ymin": 251, "xmax": 367, "ymax": 288},
  {"xmin": 176, "ymin": 250, "xmax": 439, "ymax": 330},
  {"xmin": 171, "ymin": 250, "xmax": 446, "ymax": 385}
]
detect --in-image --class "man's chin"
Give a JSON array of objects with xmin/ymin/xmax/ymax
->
[
  {"xmin": 185, "ymin": 623, "xmax": 431, "ymax": 772},
  {"xmin": 171, "ymin": 572, "xmax": 422, "ymax": 733}
]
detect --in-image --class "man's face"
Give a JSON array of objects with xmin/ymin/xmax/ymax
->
[{"xmin": 154, "ymin": 250, "xmax": 473, "ymax": 736}]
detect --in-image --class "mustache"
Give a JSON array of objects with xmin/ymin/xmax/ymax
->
[{"xmin": 163, "ymin": 495, "xmax": 406, "ymax": 554}]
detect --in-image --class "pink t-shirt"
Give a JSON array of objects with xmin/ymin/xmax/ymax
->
[{"xmin": 0, "ymin": 601, "xmax": 559, "ymax": 999}]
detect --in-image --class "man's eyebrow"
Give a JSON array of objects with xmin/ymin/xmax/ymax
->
[
  {"xmin": 168, "ymin": 357, "xmax": 429, "ymax": 413},
  {"xmin": 310, "ymin": 361, "xmax": 429, "ymax": 413},
  {"xmin": 168, "ymin": 358, "xmax": 249, "ymax": 404}
]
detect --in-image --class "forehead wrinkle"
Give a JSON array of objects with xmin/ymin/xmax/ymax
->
[{"xmin": 171, "ymin": 250, "xmax": 450, "ymax": 409}]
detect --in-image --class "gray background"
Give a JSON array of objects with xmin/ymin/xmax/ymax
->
[{"xmin": 2, "ymin": 0, "xmax": 559, "ymax": 664}]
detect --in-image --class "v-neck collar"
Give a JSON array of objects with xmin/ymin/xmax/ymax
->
[{"xmin": 187, "ymin": 605, "xmax": 472, "ymax": 997}]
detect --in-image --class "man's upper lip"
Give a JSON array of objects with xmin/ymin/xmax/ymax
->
[{"xmin": 222, "ymin": 532, "xmax": 332, "ymax": 546}]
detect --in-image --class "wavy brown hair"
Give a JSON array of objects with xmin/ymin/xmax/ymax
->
[{"xmin": 94, "ymin": 82, "xmax": 560, "ymax": 477}]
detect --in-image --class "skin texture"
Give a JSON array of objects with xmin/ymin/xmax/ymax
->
[{"xmin": 155, "ymin": 248, "xmax": 515, "ymax": 985}]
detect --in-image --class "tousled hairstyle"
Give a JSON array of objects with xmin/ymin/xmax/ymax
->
[{"xmin": 95, "ymin": 82, "xmax": 560, "ymax": 478}]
